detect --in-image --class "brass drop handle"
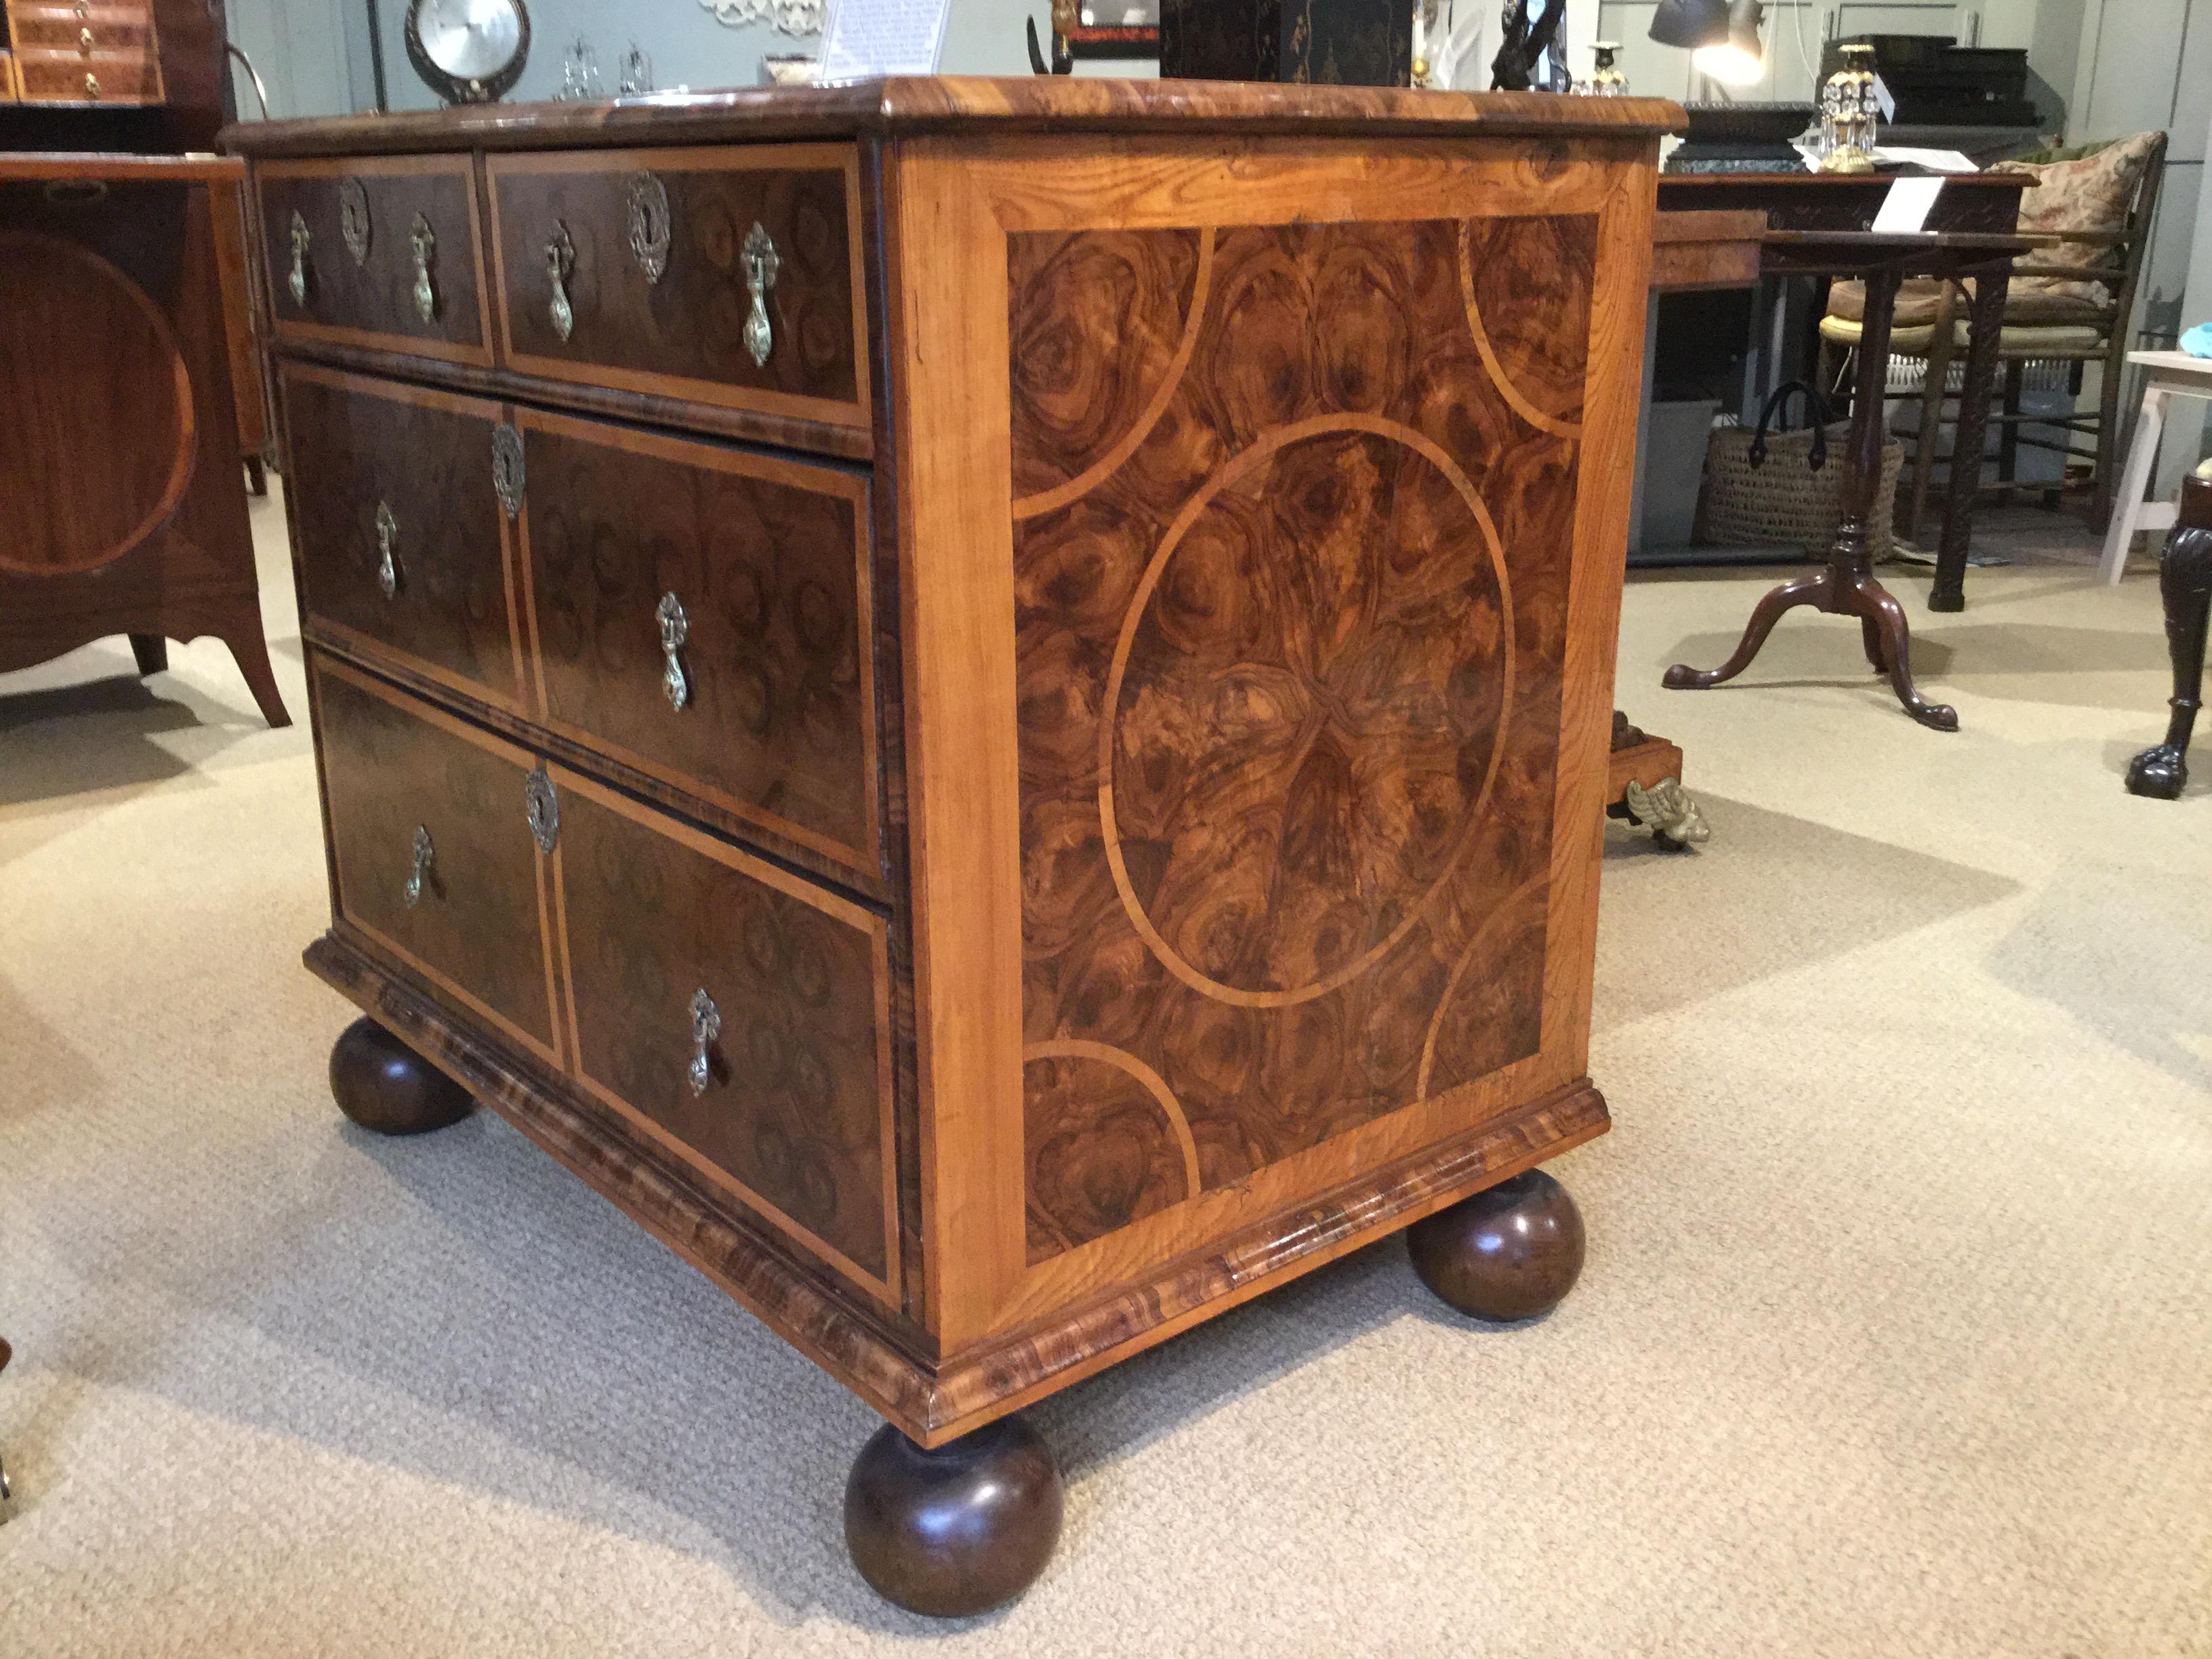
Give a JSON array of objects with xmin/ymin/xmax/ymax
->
[
  {"xmin": 83, "ymin": 71, "xmax": 100, "ymax": 98},
  {"xmin": 375, "ymin": 501, "xmax": 399, "ymax": 598},
  {"xmin": 287, "ymin": 211, "xmax": 311, "ymax": 307},
  {"xmin": 546, "ymin": 222, "xmax": 577, "ymax": 342},
  {"xmin": 740, "ymin": 222, "xmax": 779, "ymax": 367},
  {"xmin": 79, "ymin": 25, "xmax": 94, "ymax": 52},
  {"xmin": 410, "ymin": 213, "xmax": 438, "ymax": 324},
  {"xmin": 657, "ymin": 591, "xmax": 691, "ymax": 712},
  {"xmin": 687, "ymin": 989, "xmax": 721, "ymax": 1097},
  {"xmin": 403, "ymin": 825, "xmax": 434, "ymax": 909}
]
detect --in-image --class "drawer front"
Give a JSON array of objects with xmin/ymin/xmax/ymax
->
[
  {"xmin": 315, "ymin": 657, "xmax": 561, "ymax": 1065},
  {"xmin": 487, "ymin": 148, "xmax": 865, "ymax": 428},
  {"xmin": 0, "ymin": 52, "xmax": 17, "ymax": 102},
  {"xmin": 14, "ymin": 47, "xmax": 159, "ymax": 101},
  {"xmin": 258, "ymin": 157, "xmax": 489, "ymax": 364},
  {"xmin": 551, "ymin": 769, "xmax": 897, "ymax": 1304},
  {"xmin": 283, "ymin": 365, "xmax": 525, "ymax": 711},
  {"xmin": 9, "ymin": 6, "xmax": 158, "ymax": 50},
  {"xmin": 515, "ymin": 409, "xmax": 877, "ymax": 873}
]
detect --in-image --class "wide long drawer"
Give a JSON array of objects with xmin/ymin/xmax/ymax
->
[
  {"xmin": 485, "ymin": 146, "xmax": 867, "ymax": 431},
  {"xmin": 283, "ymin": 364, "xmax": 528, "ymax": 712},
  {"xmin": 548, "ymin": 767, "xmax": 899, "ymax": 1307},
  {"xmin": 512, "ymin": 407, "xmax": 878, "ymax": 876},
  {"xmin": 14, "ymin": 45, "xmax": 157, "ymax": 101},
  {"xmin": 314, "ymin": 656, "xmax": 563, "ymax": 1069},
  {"xmin": 259, "ymin": 155, "xmax": 491, "ymax": 365}
]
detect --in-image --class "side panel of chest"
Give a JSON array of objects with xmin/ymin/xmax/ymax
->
[{"xmin": 888, "ymin": 136, "xmax": 1654, "ymax": 1350}]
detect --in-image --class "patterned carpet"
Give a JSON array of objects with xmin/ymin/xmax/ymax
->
[{"xmin": 1, "ymin": 489, "xmax": 2207, "ymax": 1657}]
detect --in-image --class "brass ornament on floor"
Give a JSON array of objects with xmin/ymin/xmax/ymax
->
[{"xmin": 1622, "ymin": 777, "xmax": 1711, "ymax": 848}]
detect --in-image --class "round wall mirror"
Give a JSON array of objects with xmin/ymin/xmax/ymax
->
[{"xmin": 405, "ymin": 0, "xmax": 532, "ymax": 104}]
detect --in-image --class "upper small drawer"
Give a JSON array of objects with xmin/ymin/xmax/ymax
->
[
  {"xmin": 258, "ymin": 155, "xmax": 491, "ymax": 366},
  {"xmin": 9, "ymin": 4, "xmax": 158, "ymax": 52},
  {"xmin": 485, "ymin": 146, "xmax": 867, "ymax": 432}
]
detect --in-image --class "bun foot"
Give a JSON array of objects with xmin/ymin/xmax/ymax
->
[
  {"xmin": 1408, "ymin": 1168, "xmax": 1586, "ymax": 1322},
  {"xmin": 2125, "ymin": 743, "xmax": 2189, "ymax": 799},
  {"xmin": 329, "ymin": 1018, "xmax": 473, "ymax": 1136},
  {"xmin": 845, "ymin": 1415, "xmax": 1063, "ymax": 1617}
]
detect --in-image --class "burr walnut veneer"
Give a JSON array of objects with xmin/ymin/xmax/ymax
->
[{"xmin": 229, "ymin": 77, "xmax": 1677, "ymax": 1611}]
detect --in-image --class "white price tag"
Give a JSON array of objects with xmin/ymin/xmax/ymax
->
[
  {"xmin": 1872, "ymin": 73, "xmax": 1897, "ymax": 122},
  {"xmin": 817, "ymin": 0, "xmax": 950, "ymax": 80},
  {"xmin": 1870, "ymin": 175, "xmax": 1944, "ymax": 235}
]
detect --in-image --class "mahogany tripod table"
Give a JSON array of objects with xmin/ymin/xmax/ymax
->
[{"xmin": 1664, "ymin": 230, "xmax": 2030, "ymax": 731}]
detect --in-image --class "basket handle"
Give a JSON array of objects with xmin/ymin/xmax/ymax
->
[{"xmin": 1746, "ymin": 380, "xmax": 1831, "ymax": 474}]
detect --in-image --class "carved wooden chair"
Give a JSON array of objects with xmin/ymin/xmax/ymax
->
[{"xmin": 1818, "ymin": 131, "xmax": 2169, "ymax": 539}]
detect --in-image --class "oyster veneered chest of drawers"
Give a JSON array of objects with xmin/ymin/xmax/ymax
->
[{"xmin": 228, "ymin": 76, "xmax": 1677, "ymax": 1616}]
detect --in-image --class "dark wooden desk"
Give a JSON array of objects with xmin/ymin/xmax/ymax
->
[
  {"xmin": 1657, "ymin": 170, "xmax": 2030, "ymax": 611},
  {"xmin": 1664, "ymin": 230, "xmax": 2032, "ymax": 731}
]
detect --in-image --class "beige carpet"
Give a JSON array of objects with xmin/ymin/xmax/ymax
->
[{"xmin": 2, "ymin": 492, "xmax": 2207, "ymax": 1658}]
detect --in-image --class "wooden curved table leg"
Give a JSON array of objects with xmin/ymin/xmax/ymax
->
[
  {"xmin": 1854, "ymin": 579, "xmax": 1957, "ymax": 731},
  {"xmin": 222, "ymin": 627, "xmax": 292, "ymax": 729},
  {"xmin": 1663, "ymin": 569, "xmax": 1831, "ymax": 691},
  {"xmin": 1860, "ymin": 615, "xmax": 1889, "ymax": 672}
]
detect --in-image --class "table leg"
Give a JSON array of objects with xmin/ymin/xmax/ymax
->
[
  {"xmin": 1664, "ymin": 267, "xmax": 1957, "ymax": 731},
  {"xmin": 2125, "ymin": 483, "xmax": 2212, "ymax": 799},
  {"xmin": 1929, "ymin": 260, "xmax": 2011, "ymax": 613}
]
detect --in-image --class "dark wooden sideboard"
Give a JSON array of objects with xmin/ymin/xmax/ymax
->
[
  {"xmin": 0, "ymin": 0, "xmax": 283, "ymax": 720},
  {"xmin": 228, "ymin": 76, "xmax": 1679, "ymax": 1614},
  {"xmin": 0, "ymin": 152, "xmax": 285, "ymax": 722}
]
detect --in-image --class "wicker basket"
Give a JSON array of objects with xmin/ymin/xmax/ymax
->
[{"xmin": 1696, "ymin": 381, "xmax": 1905, "ymax": 560}]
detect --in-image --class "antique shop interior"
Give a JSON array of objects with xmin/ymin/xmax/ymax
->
[{"xmin": 1, "ymin": 0, "xmax": 2208, "ymax": 1651}]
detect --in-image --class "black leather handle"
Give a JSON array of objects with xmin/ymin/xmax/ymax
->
[{"xmin": 1746, "ymin": 380, "xmax": 1831, "ymax": 473}]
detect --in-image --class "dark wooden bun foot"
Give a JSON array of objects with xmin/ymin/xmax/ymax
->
[
  {"xmin": 329, "ymin": 1018, "xmax": 474, "ymax": 1136},
  {"xmin": 1407, "ymin": 1168, "xmax": 1586, "ymax": 1322},
  {"xmin": 844, "ymin": 1414, "xmax": 1063, "ymax": 1617}
]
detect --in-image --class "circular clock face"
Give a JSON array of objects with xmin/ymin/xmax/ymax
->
[{"xmin": 416, "ymin": 0, "xmax": 524, "ymax": 81}]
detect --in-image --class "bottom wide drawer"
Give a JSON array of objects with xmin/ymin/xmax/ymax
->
[
  {"xmin": 546, "ymin": 767, "xmax": 899, "ymax": 1306},
  {"xmin": 315, "ymin": 656, "xmax": 563, "ymax": 1066}
]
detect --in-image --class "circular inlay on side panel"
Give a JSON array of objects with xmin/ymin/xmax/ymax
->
[{"xmin": 0, "ymin": 230, "xmax": 195, "ymax": 577}]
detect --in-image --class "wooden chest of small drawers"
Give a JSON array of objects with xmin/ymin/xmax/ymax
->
[
  {"xmin": 230, "ymin": 78, "xmax": 1675, "ymax": 1614},
  {"xmin": 2, "ymin": 0, "xmax": 165, "ymax": 105}
]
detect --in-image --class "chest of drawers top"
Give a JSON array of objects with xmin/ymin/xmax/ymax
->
[{"xmin": 224, "ymin": 77, "xmax": 1681, "ymax": 463}]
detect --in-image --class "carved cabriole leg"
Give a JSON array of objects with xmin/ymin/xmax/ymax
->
[
  {"xmin": 1406, "ymin": 1168, "xmax": 1586, "ymax": 1322},
  {"xmin": 1662, "ymin": 569, "xmax": 1832, "ymax": 690},
  {"xmin": 845, "ymin": 1414, "xmax": 1065, "ymax": 1617},
  {"xmin": 329, "ymin": 1018, "xmax": 474, "ymax": 1136},
  {"xmin": 2126, "ymin": 504, "xmax": 2212, "ymax": 800}
]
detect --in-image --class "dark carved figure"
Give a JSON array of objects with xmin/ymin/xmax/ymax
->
[
  {"xmin": 2126, "ymin": 473, "xmax": 2212, "ymax": 800},
  {"xmin": 1491, "ymin": 0, "xmax": 1564, "ymax": 91}
]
